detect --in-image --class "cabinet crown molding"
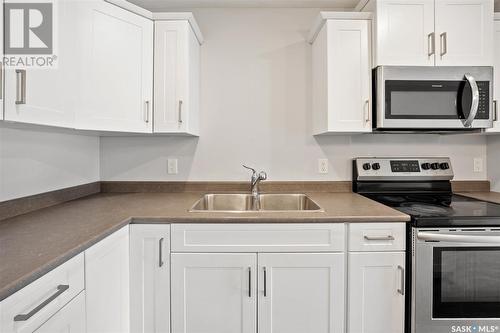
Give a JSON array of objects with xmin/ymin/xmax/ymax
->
[
  {"xmin": 152, "ymin": 12, "xmax": 205, "ymax": 44},
  {"xmin": 308, "ymin": 11, "xmax": 373, "ymax": 44}
]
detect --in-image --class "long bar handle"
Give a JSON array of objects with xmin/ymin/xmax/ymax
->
[
  {"xmin": 364, "ymin": 100, "xmax": 370, "ymax": 124},
  {"xmin": 144, "ymin": 101, "xmax": 150, "ymax": 123},
  {"xmin": 0, "ymin": 62, "xmax": 3, "ymax": 100},
  {"xmin": 494, "ymin": 100, "xmax": 498, "ymax": 122},
  {"xmin": 15, "ymin": 69, "xmax": 26, "ymax": 105},
  {"xmin": 178, "ymin": 100, "xmax": 183, "ymax": 124},
  {"xmin": 463, "ymin": 73, "xmax": 479, "ymax": 128},
  {"xmin": 14, "ymin": 285, "xmax": 69, "ymax": 321},
  {"xmin": 417, "ymin": 231, "xmax": 500, "ymax": 244},
  {"xmin": 428, "ymin": 32, "xmax": 435, "ymax": 57},
  {"xmin": 248, "ymin": 267, "xmax": 251, "ymax": 298},
  {"xmin": 440, "ymin": 32, "xmax": 447, "ymax": 57},
  {"xmin": 364, "ymin": 235, "xmax": 395, "ymax": 241},
  {"xmin": 159, "ymin": 238, "xmax": 164, "ymax": 267},
  {"xmin": 397, "ymin": 266, "xmax": 405, "ymax": 295},
  {"xmin": 263, "ymin": 266, "xmax": 267, "ymax": 297}
]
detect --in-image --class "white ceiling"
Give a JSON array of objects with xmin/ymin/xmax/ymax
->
[
  {"xmin": 129, "ymin": 0, "xmax": 499, "ymax": 15},
  {"xmin": 128, "ymin": 0, "xmax": 360, "ymax": 11}
]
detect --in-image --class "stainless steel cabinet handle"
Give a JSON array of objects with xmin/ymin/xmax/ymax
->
[
  {"xmin": 144, "ymin": 101, "xmax": 150, "ymax": 123},
  {"xmin": 159, "ymin": 238, "xmax": 164, "ymax": 267},
  {"xmin": 15, "ymin": 69, "xmax": 26, "ymax": 105},
  {"xmin": 248, "ymin": 267, "xmax": 251, "ymax": 298},
  {"xmin": 365, "ymin": 100, "xmax": 370, "ymax": 124},
  {"xmin": 428, "ymin": 32, "xmax": 435, "ymax": 56},
  {"xmin": 178, "ymin": 100, "xmax": 183, "ymax": 124},
  {"xmin": 14, "ymin": 285, "xmax": 69, "ymax": 321},
  {"xmin": 494, "ymin": 100, "xmax": 498, "ymax": 122},
  {"xmin": 364, "ymin": 235, "xmax": 395, "ymax": 241},
  {"xmin": 463, "ymin": 73, "xmax": 479, "ymax": 128},
  {"xmin": 263, "ymin": 266, "xmax": 267, "ymax": 297},
  {"xmin": 397, "ymin": 266, "xmax": 405, "ymax": 295},
  {"xmin": 440, "ymin": 32, "xmax": 447, "ymax": 57}
]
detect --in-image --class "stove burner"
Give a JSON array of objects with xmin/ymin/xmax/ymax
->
[{"xmin": 399, "ymin": 202, "xmax": 452, "ymax": 216}]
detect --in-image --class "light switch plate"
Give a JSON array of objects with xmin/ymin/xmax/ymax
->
[
  {"xmin": 318, "ymin": 159, "xmax": 329, "ymax": 174},
  {"xmin": 473, "ymin": 157, "xmax": 483, "ymax": 173},
  {"xmin": 167, "ymin": 158, "xmax": 178, "ymax": 174}
]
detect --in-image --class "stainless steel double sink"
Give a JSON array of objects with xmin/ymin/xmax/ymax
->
[{"xmin": 190, "ymin": 193, "xmax": 323, "ymax": 212}]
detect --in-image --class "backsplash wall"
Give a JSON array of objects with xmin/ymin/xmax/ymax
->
[
  {"xmin": 488, "ymin": 136, "xmax": 500, "ymax": 192},
  {"xmin": 100, "ymin": 8, "xmax": 488, "ymax": 182},
  {"xmin": 0, "ymin": 124, "xmax": 100, "ymax": 201}
]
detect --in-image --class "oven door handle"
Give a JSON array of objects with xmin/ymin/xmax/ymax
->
[
  {"xmin": 462, "ymin": 73, "xmax": 480, "ymax": 128},
  {"xmin": 417, "ymin": 231, "xmax": 500, "ymax": 244}
]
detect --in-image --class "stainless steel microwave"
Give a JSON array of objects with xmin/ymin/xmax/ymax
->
[{"xmin": 374, "ymin": 66, "xmax": 494, "ymax": 131}]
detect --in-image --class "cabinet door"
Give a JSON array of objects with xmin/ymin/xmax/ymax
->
[
  {"xmin": 258, "ymin": 253, "xmax": 345, "ymax": 333},
  {"xmin": 85, "ymin": 226, "xmax": 129, "ymax": 333},
  {"xmin": 491, "ymin": 20, "xmax": 500, "ymax": 132},
  {"xmin": 348, "ymin": 252, "xmax": 405, "ymax": 333},
  {"xmin": 3, "ymin": 0, "xmax": 78, "ymax": 128},
  {"xmin": 435, "ymin": 0, "xmax": 494, "ymax": 66},
  {"xmin": 154, "ymin": 21, "xmax": 200, "ymax": 135},
  {"xmin": 1, "ymin": 0, "xmax": 3, "ymax": 120},
  {"xmin": 375, "ymin": 0, "xmax": 435, "ymax": 66},
  {"xmin": 130, "ymin": 225, "xmax": 170, "ymax": 333},
  {"xmin": 326, "ymin": 20, "xmax": 372, "ymax": 133},
  {"xmin": 171, "ymin": 253, "xmax": 257, "ymax": 333},
  {"xmin": 34, "ymin": 292, "xmax": 86, "ymax": 333},
  {"xmin": 76, "ymin": 0, "xmax": 153, "ymax": 133}
]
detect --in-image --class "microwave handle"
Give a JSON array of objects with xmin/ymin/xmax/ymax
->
[{"xmin": 462, "ymin": 73, "xmax": 480, "ymax": 128}]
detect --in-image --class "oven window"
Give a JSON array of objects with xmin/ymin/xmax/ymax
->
[
  {"xmin": 433, "ymin": 247, "xmax": 500, "ymax": 318},
  {"xmin": 385, "ymin": 80, "xmax": 464, "ymax": 119}
]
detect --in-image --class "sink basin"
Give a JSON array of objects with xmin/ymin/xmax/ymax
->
[{"xmin": 189, "ymin": 193, "xmax": 323, "ymax": 212}]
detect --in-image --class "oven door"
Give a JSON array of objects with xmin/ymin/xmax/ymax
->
[
  {"xmin": 412, "ymin": 229, "xmax": 500, "ymax": 333},
  {"xmin": 376, "ymin": 66, "xmax": 493, "ymax": 130}
]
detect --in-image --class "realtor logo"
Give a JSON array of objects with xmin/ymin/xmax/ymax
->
[{"xmin": 5, "ymin": 3, "xmax": 53, "ymax": 54}]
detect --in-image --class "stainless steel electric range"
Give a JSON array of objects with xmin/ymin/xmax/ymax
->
[{"xmin": 353, "ymin": 157, "xmax": 500, "ymax": 333}]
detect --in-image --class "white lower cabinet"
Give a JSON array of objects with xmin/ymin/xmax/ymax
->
[
  {"xmin": 258, "ymin": 253, "xmax": 345, "ymax": 333},
  {"xmin": 171, "ymin": 253, "xmax": 257, "ymax": 333},
  {"xmin": 85, "ymin": 226, "xmax": 130, "ymax": 333},
  {"xmin": 34, "ymin": 292, "xmax": 86, "ymax": 333},
  {"xmin": 130, "ymin": 225, "xmax": 171, "ymax": 333}
]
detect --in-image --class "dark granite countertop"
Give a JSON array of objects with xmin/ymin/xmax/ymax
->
[{"xmin": 0, "ymin": 191, "xmax": 409, "ymax": 301}]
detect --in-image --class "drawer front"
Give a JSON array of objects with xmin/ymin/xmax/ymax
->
[
  {"xmin": 349, "ymin": 223, "xmax": 406, "ymax": 252},
  {"xmin": 171, "ymin": 223, "xmax": 345, "ymax": 252},
  {"xmin": 0, "ymin": 253, "xmax": 85, "ymax": 333}
]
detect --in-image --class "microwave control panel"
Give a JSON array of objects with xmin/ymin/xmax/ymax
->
[{"xmin": 474, "ymin": 81, "xmax": 489, "ymax": 120}]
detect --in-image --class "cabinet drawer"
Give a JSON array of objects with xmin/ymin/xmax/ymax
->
[
  {"xmin": 0, "ymin": 253, "xmax": 85, "ymax": 333},
  {"xmin": 171, "ymin": 223, "xmax": 345, "ymax": 252},
  {"xmin": 349, "ymin": 223, "xmax": 406, "ymax": 252}
]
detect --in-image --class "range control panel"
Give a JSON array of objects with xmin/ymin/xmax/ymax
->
[{"xmin": 354, "ymin": 157, "xmax": 454, "ymax": 181}]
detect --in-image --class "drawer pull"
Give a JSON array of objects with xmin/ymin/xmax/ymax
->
[
  {"xmin": 364, "ymin": 235, "xmax": 395, "ymax": 241},
  {"xmin": 14, "ymin": 285, "xmax": 69, "ymax": 321}
]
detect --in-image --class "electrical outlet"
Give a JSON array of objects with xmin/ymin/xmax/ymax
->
[
  {"xmin": 167, "ymin": 158, "xmax": 178, "ymax": 174},
  {"xmin": 473, "ymin": 158, "xmax": 483, "ymax": 173},
  {"xmin": 318, "ymin": 159, "xmax": 329, "ymax": 174}
]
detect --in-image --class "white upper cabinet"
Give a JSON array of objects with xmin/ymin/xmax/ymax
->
[
  {"xmin": 3, "ymin": 0, "xmax": 79, "ymax": 128},
  {"xmin": 373, "ymin": 0, "xmax": 435, "ymax": 66},
  {"xmin": 171, "ymin": 253, "xmax": 257, "ymax": 333},
  {"xmin": 310, "ymin": 14, "xmax": 372, "ymax": 134},
  {"xmin": 154, "ymin": 20, "xmax": 201, "ymax": 135},
  {"xmin": 75, "ymin": 0, "xmax": 153, "ymax": 133},
  {"xmin": 363, "ymin": 0, "xmax": 494, "ymax": 66},
  {"xmin": 434, "ymin": 0, "xmax": 494, "ymax": 66},
  {"xmin": 258, "ymin": 253, "xmax": 345, "ymax": 333},
  {"xmin": 130, "ymin": 225, "xmax": 171, "ymax": 333},
  {"xmin": 487, "ymin": 16, "xmax": 500, "ymax": 133}
]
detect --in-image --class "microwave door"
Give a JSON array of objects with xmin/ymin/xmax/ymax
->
[{"xmin": 459, "ymin": 74, "xmax": 480, "ymax": 128}]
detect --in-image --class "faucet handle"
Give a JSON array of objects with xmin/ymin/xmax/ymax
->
[
  {"xmin": 242, "ymin": 165, "xmax": 256, "ymax": 175},
  {"xmin": 258, "ymin": 171, "xmax": 267, "ymax": 181}
]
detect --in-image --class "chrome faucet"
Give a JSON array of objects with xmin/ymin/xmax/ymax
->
[{"xmin": 243, "ymin": 165, "xmax": 267, "ymax": 210}]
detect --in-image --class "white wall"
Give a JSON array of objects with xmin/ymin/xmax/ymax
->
[
  {"xmin": 100, "ymin": 8, "xmax": 488, "ymax": 182},
  {"xmin": 488, "ymin": 136, "xmax": 500, "ymax": 191},
  {"xmin": 0, "ymin": 124, "xmax": 100, "ymax": 201}
]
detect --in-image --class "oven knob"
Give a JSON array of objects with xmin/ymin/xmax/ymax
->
[
  {"xmin": 372, "ymin": 163, "xmax": 381, "ymax": 170},
  {"xmin": 362, "ymin": 163, "xmax": 371, "ymax": 171},
  {"xmin": 440, "ymin": 162, "xmax": 450, "ymax": 170},
  {"xmin": 421, "ymin": 163, "xmax": 431, "ymax": 170},
  {"xmin": 431, "ymin": 163, "xmax": 440, "ymax": 170}
]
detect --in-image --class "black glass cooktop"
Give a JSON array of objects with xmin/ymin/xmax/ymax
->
[{"xmin": 364, "ymin": 193, "xmax": 500, "ymax": 227}]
